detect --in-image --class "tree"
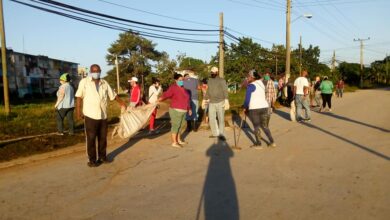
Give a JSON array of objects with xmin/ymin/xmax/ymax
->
[
  {"xmin": 154, "ymin": 52, "xmax": 177, "ymax": 89},
  {"xmin": 338, "ymin": 62, "xmax": 360, "ymax": 85},
  {"xmin": 105, "ymin": 32, "xmax": 162, "ymax": 91},
  {"xmin": 177, "ymin": 55, "xmax": 208, "ymax": 80}
]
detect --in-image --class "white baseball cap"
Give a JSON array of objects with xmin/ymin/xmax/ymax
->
[
  {"xmin": 128, "ymin": 76, "xmax": 138, "ymax": 82},
  {"xmin": 210, "ymin": 66, "xmax": 218, "ymax": 73}
]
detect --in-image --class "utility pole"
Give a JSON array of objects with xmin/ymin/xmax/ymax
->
[
  {"xmin": 331, "ymin": 50, "xmax": 336, "ymax": 76},
  {"xmin": 299, "ymin": 35, "xmax": 302, "ymax": 75},
  {"xmin": 0, "ymin": 0, "xmax": 9, "ymax": 115},
  {"xmin": 115, "ymin": 55, "xmax": 120, "ymax": 93},
  {"xmin": 354, "ymin": 37, "xmax": 370, "ymax": 88},
  {"xmin": 219, "ymin": 12, "xmax": 224, "ymax": 78},
  {"xmin": 285, "ymin": 0, "xmax": 291, "ymax": 97}
]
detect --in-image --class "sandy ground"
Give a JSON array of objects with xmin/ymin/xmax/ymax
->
[{"xmin": 0, "ymin": 89, "xmax": 389, "ymax": 220}]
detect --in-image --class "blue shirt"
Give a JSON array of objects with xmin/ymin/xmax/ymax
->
[{"xmin": 57, "ymin": 83, "xmax": 75, "ymax": 109}]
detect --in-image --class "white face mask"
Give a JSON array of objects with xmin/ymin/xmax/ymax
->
[{"xmin": 90, "ymin": 72, "xmax": 100, "ymax": 79}]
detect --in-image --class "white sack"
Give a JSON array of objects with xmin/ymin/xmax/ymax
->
[{"xmin": 112, "ymin": 103, "xmax": 157, "ymax": 139}]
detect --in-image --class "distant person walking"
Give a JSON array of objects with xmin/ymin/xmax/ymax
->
[
  {"xmin": 320, "ymin": 76, "xmax": 334, "ymax": 112},
  {"xmin": 183, "ymin": 71, "xmax": 200, "ymax": 132},
  {"xmin": 159, "ymin": 73, "xmax": 191, "ymax": 148},
  {"xmin": 263, "ymin": 70, "xmax": 277, "ymax": 127},
  {"xmin": 148, "ymin": 78, "xmax": 162, "ymax": 134},
  {"xmin": 76, "ymin": 64, "xmax": 126, "ymax": 167},
  {"xmin": 243, "ymin": 70, "xmax": 276, "ymax": 148},
  {"xmin": 128, "ymin": 77, "xmax": 141, "ymax": 107},
  {"xmin": 313, "ymin": 76, "xmax": 322, "ymax": 107},
  {"xmin": 293, "ymin": 70, "xmax": 311, "ymax": 122},
  {"xmin": 205, "ymin": 67, "xmax": 229, "ymax": 141},
  {"xmin": 336, "ymin": 79, "xmax": 345, "ymax": 98},
  {"xmin": 54, "ymin": 73, "xmax": 75, "ymax": 135}
]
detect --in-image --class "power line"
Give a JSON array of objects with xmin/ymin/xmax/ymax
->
[
  {"xmin": 34, "ymin": 0, "xmax": 220, "ymax": 32},
  {"xmin": 95, "ymin": 0, "xmax": 218, "ymax": 28},
  {"xmin": 11, "ymin": 0, "xmax": 220, "ymax": 44}
]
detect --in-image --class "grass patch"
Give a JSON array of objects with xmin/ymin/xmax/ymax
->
[
  {"xmin": 0, "ymin": 133, "xmax": 85, "ymax": 162},
  {"xmin": 0, "ymin": 99, "xmax": 125, "ymax": 140}
]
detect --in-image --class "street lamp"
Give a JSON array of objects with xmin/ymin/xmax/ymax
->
[{"xmin": 285, "ymin": 2, "xmax": 313, "ymax": 97}]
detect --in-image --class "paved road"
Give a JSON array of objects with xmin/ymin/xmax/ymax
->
[{"xmin": 1, "ymin": 89, "xmax": 389, "ymax": 220}]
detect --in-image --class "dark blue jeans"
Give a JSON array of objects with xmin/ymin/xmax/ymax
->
[{"xmin": 56, "ymin": 108, "xmax": 74, "ymax": 134}]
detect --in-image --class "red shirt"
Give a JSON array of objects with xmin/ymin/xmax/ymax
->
[
  {"xmin": 161, "ymin": 83, "xmax": 190, "ymax": 110},
  {"xmin": 130, "ymin": 84, "xmax": 141, "ymax": 105}
]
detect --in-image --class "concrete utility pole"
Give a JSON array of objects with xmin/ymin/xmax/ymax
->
[
  {"xmin": 115, "ymin": 55, "xmax": 120, "ymax": 93},
  {"xmin": 219, "ymin": 12, "xmax": 224, "ymax": 78},
  {"xmin": 299, "ymin": 35, "xmax": 302, "ymax": 75},
  {"xmin": 354, "ymin": 37, "xmax": 370, "ymax": 88},
  {"xmin": 331, "ymin": 50, "xmax": 336, "ymax": 74},
  {"xmin": 285, "ymin": 0, "xmax": 291, "ymax": 86},
  {"xmin": 0, "ymin": 0, "xmax": 9, "ymax": 115}
]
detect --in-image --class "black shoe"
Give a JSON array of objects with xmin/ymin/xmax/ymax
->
[
  {"xmin": 218, "ymin": 136, "xmax": 226, "ymax": 141},
  {"xmin": 87, "ymin": 161, "xmax": 99, "ymax": 167},
  {"xmin": 97, "ymin": 158, "xmax": 111, "ymax": 164}
]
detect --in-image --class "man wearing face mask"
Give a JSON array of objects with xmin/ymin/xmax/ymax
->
[
  {"xmin": 205, "ymin": 66, "xmax": 229, "ymax": 141},
  {"xmin": 75, "ymin": 64, "xmax": 126, "ymax": 167}
]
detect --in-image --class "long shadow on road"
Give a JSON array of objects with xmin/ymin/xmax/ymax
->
[
  {"xmin": 196, "ymin": 138, "xmax": 239, "ymax": 220},
  {"xmin": 301, "ymin": 122, "xmax": 390, "ymax": 161},
  {"xmin": 319, "ymin": 112, "xmax": 390, "ymax": 133}
]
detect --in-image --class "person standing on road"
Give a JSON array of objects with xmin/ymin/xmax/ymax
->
[
  {"xmin": 158, "ymin": 73, "xmax": 191, "ymax": 148},
  {"xmin": 205, "ymin": 67, "xmax": 229, "ymax": 141},
  {"xmin": 148, "ymin": 78, "xmax": 162, "ymax": 134},
  {"xmin": 243, "ymin": 70, "xmax": 276, "ymax": 148},
  {"xmin": 183, "ymin": 71, "xmax": 200, "ymax": 132},
  {"xmin": 200, "ymin": 78, "xmax": 209, "ymax": 123},
  {"xmin": 128, "ymin": 77, "xmax": 141, "ymax": 107},
  {"xmin": 75, "ymin": 64, "xmax": 126, "ymax": 167},
  {"xmin": 320, "ymin": 76, "xmax": 334, "ymax": 112},
  {"xmin": 293, "ymin": 70, "xmax": 311, "ymax": 122},
  {"xmin": 263, "ymin": 70, "xmax": 277, "ymax": 127},
  {"xmin": 336, "ymin": 79, "xmax": 345, "ymax": 98},
  {"xmin": 313, "ymin": 76, "xmax": 322, "ymax": 107},
  {"xmin": 54, "ymin": 73, "xmax": 75, "ymax": 135}
]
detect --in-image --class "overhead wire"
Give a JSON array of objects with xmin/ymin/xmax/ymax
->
[{"xmin": 11, "ymin": 0, "xmax": 220, "ymax": 44}]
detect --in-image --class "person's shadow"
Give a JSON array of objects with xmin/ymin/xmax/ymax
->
[{"xmin": 196, "ymin": 139, "xmax": 239, "ymax": 220}]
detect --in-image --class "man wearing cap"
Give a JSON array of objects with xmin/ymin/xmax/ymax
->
[
  {"xmin": 54, "ymin": 73, "xmax": 75, "ymax": 135},
  {"xmin": 75, "ymin": 64, "xmax": 126, "ymax": 167},
  {"xmin": 128, "ymin": 76, "xmax": 141, "ymax": 107},
  {"xmin": 205, "ymin": 67, "xmax": 229, "ymax": 141}
]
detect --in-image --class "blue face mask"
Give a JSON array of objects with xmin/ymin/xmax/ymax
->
[{"xmin": 177, "ymin": 80, "xmax": 184, "ymax": 87}]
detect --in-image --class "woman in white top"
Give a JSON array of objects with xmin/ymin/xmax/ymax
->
[{"xmin": 148, "ymin": 78, "xmax": 162, "ymax": 134}]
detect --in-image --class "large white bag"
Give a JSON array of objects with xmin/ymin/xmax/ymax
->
[{"xmin": 112, "ymin": 103, "xmax": 157, "ymax": 139}]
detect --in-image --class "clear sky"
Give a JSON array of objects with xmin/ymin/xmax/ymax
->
[{"xmin": 4, "ymin": 0, "xmax": 390, "ymax": 75}]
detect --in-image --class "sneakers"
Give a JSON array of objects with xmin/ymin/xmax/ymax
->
[
  {"xmin": 178, "ymin": 140, "xmax": 187, "ymax": 145},
  {"xmin": 251, "ymin": 144, "xmax": 264, "ymax": 150},
  {"xmin": 171, "ymin": 143, "xmax": 183, "ymax": 148},
  {"xmin": 87, "ymin": 161, "xmax": 99, "ymax": 167},
  {"xmin": 268, "ymin": 142, "xmax": 277, "ymax": 148}
]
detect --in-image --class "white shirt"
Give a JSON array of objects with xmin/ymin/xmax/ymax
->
[
  {"xmin": 75, "ymin": 76, "xmax": 117, "ymax": 120},
  {"xmin": 294, "ymin": 76, "xmax": 309, "ymax": 95},
  {"xmin": 249, "ymin": 80, "xmax": 269, "ymax": 110},
  {"xmin": 148, "ymin": 85, "xmax": 162, "ymax": 104}
]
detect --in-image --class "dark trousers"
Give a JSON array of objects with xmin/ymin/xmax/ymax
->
[
  {"xmin": 248, "ymin": 108, "xmax": 274, "ymax": 144},
  {"xmin": 84, "ymin": 116, "xmax": 108, "ymax": 162},
  {"xmin": 321, "ymin": 93, "xmax": 332, "ymax": 109},
  {"xmin": 56, "ymin": 108, "xmax": 74, "ymax": 134}
]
